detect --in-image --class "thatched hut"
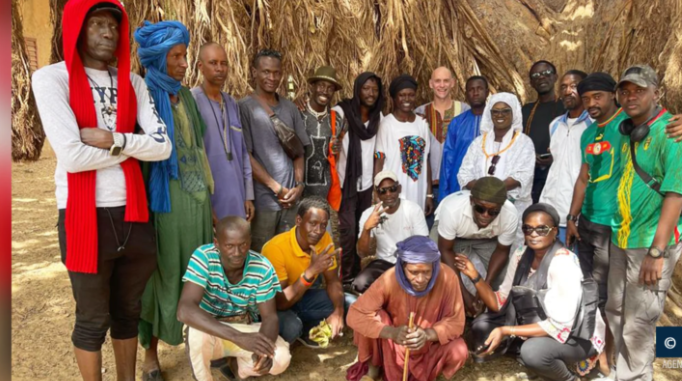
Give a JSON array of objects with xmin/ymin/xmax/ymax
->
[
  {"xmin": 12, "ymin": 0, "xmax": 45, "ymax": 162},
  {"xmin": 14, "ymin": 0, "xmax": 682, "ymax": 158}
]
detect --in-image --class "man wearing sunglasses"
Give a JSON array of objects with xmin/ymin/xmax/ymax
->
[
  {"xmin": 522, "ymin": 60, "xmax": 565, "ymax": 204},
  {"xmin": 435, "ymin": 177, "xmax": 517, "ymax": 316},
  {"xmin": 354, "ymin": 171, "xmax": 429, "ymax": 293}
]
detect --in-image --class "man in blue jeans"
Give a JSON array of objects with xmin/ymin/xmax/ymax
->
[{"xmin": 261, "ymin": 197, "xmax": 350, "ymax": 347}]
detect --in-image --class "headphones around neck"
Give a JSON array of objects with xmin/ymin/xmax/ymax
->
[{"xmin": 618, "ymin": 106, "xmax": 663, "ymax": 142}]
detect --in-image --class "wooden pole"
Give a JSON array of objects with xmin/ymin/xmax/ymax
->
[{"xmin": 402, "ymin": 312, "xmax": 415, "ymax": 381}]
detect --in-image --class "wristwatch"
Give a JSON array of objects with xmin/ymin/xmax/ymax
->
[
  {"xmin": 647, "ymin": 246, "xmax": 665, "ymax": 259},
  {"xmin": 426, "ymin": 194, "xmax": 434, "ymax": 199},
  {"xmin": 110, "ymin": 132, "xmax": 125, "ymax": 156},
  {"xmin": 471, "ymin": 273, "xmax": 482, "ymax": 284},
  {"xmin": 295, "ymin": 181, "xmax": 305, "ymax": 189},
  {"xmin": 566, "ymin": 214, "xmax": 577, "ymax": 223}
]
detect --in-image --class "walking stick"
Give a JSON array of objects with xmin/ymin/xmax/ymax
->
[{"xmin": 402, "ymin": 312, "xmax": 415, "ymax": 381}]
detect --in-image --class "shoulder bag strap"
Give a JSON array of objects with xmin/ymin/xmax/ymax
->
[{"xmin": 629, "ymin": 140, "xmax": 663, "ymax": 196}]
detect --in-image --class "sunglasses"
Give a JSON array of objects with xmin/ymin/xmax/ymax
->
[
  {"xmin": 488, "ymin": 155, "xmax": 501, "ymax": 175},
  {"xmin": 376, "ymin": 184, "xmax": 399, "ymax": 195},
  {"xmin": 522, "ymin": 224, "xmax": 555, "ymax": 236},
  {"xmin": 530, "ymin": 69, "xmax": 555, "ymax": 79},
  {"xmin": 473, "ymin": 203, "xmax": 501, "ymax": 217},
  {"xmin": 491, "ymin": 109, "xmax": 512, "ymax": 117}
]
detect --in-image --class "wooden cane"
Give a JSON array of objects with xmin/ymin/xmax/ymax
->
[{"xmin": 402, "ymin": 312, "xmax": 416, "ymax": 381}]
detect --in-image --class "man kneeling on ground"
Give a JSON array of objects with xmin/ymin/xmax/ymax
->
[
  {"xmin": 347, "ymin": 236, "xmax": 468, "ymax": 381},
  {"xmin": 177, "ymin": 217, "xmax": 291, "ymax": 381},
  {"xmin": 261, "ymin": 196, "xmax": 346, "ymax": 347}
]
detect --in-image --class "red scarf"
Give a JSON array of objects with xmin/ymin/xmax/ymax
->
[{"xmin": 62, "ymin": 0, "xmax": 148, "ymax": 273}]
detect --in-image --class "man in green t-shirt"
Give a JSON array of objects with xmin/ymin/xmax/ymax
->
[
  {"xmin": 606, "ymin": 65, "xmax": 682, "ymax": 381},
  {"xmin": 177, "ymin": 217, "xmax": 291, "ymax": 380}
]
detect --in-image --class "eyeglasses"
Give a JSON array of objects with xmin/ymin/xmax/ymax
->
[
  {"xmin": 530, "ymin": 69, "xmax": 555, "ymax": 79},
  {"xmin": 473, "ymin": 203, "xmax": 501, "ymax": 217},
  {"xmin": 491, "ymin": 109, "xmax": 512, "ymax": 117},
  {"xmin": 376, "ymin": 184, "xmax": 399, "ymax": 195},
  {"xmin": 521, "ymin": 224, "xmax": 555, "ymax": 236},
  {"xmin": 488, "ymin": 155, "xmax": 501, "ymax": 175}
]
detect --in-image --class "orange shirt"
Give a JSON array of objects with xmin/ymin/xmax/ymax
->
[{"xmin": 261, "ymin": 227, "xmax": 337, "ymax": 284}]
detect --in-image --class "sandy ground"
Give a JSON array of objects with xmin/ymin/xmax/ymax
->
[{"xmin": 11, "ymin": 144, "xmax": 682, "ymax": 381}]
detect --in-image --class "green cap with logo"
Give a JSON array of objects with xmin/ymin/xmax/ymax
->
[{"xmin": 615, "ymin": 64, "xmax": 658, "ymax": 90}]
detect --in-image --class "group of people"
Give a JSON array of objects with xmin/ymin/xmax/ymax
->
[{"xmin": 32, "ymin": 1, "xmax": 682, "ymax": 381}]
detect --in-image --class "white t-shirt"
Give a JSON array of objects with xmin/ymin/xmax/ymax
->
[
  {"xmin": 358, "ymin": 199, "xmax": 429, "ymax": 263},
  {"xmin": 435, "ymin": 190, "xmax": 517, "ymax": 246},
  {"xmin": 32, "ymin": 62, "xmax": 172, "ymax": 209},
  {"xmin": 331, "ymin": 106, "xmax": 382, "ymax": 192},
  {"xmin": 375, "ymin": 114, "xmax": 431, "ymax": 210}
]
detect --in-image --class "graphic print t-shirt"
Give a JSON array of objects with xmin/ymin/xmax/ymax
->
[{"xmin": 375, "ymin": 114, "xmax": 431, "ymax": 210}]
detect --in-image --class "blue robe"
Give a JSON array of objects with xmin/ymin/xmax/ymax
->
[{"xmin": 438, "ymin": 110, "xmax": 482, "ymax": 200}]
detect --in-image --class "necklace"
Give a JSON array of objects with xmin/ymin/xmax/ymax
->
[
  {"xmin": 481, "ymin": 130, "xmax": 520, "ymax": 159},
  {"xmin": 85, "ymin": 68, "xmax": 116, "ymax": 116},
  {"xmin": 307, "ymin": 101, "xmax": 328, "ymax": 119},
  {"xmin": 203, "ymin": 87, "xmax": 233, "ymax": 161}
]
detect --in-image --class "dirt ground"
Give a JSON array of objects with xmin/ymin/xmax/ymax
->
[{"xmin": 11, "ymin": 145, "xmax": 682, "ymax": 381}]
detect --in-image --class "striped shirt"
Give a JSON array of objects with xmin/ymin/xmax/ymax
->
[{"xmin": 182, "ymin": 244, "xmax": 282, "ymax": 320}]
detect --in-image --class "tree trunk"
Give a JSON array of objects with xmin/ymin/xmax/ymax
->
[
  {"xmin": 49, "ymin": 0, "xmax": 67, "ymax": 64},
  {"xmin": 12, "ymin": 0, "xmax": 45, "ymax": 162}
]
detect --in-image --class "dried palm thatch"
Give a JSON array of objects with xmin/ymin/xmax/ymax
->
[
  {"xmin": 12, "ymin": 0, "xmax": 45, "ymax": 162},
  {"xmin": 14, "ymin": 0, "xmax": 682, "ymax": 160}
]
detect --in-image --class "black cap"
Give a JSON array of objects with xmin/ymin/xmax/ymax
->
[{"xmin": 87, "ymin": 2, "xmax": 123, "ymax": 22}]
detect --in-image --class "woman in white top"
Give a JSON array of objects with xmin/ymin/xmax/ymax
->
[
  {"xmin": 458, "ymin": 93, "xmax": 535, "ymax": 247},
  {"xmin": 455, "ymin": 203, "xmax": 606, "ymax": 381}
]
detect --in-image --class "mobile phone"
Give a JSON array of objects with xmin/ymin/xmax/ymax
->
[
  {"xmin": 474, "ymin": 343, "xmax": 490, "ymax": 355},
  {"xmin": 538, "ymin": 153, "xmax": 552, "ymax": 159}
]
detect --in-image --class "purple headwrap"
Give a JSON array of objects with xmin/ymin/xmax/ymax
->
[{"xmin": 394, "ymin": 236, "xmax": 441, "ymax": 297}]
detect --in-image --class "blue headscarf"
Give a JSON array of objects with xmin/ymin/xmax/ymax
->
[
  {"xmin": 394, "ymin": 236, "xmax": 441, "ymax": 297},
  {"xmin": 134, "ymin": 20, "xmax": 190, "ymax": 213}
]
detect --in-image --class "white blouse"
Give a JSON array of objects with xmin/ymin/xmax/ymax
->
[{"xmin": 495, "ymin": 246, "xmax": 606, "ymax": 352}]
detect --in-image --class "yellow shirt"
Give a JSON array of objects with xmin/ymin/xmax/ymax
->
[{"xmin": 261, "ymin": 227, "xmax": 337, "ymax": 284}]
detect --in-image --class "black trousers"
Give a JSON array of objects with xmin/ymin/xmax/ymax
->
[
  {"xmin": 338, "ymin": 187, "xmax": 373, "ymax": 284},
  {"xmin": 351, "ymin": 259, "xmax": 394, "ymax": 293},
  {"xmin": 58, "ymin": 207, "xmax": 157, "ymax": 352},
  {"xmin": 531, "ymin": 166, "xmax": 550, "ymax": 204},
  {"xmin": 471, "ymin": 313, "xmax": 596, "ymax": 381}
]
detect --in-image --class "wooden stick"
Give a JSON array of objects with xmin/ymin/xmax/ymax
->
[{"xmin": 402, "ymin": 312, "xmax": 415, "ymax": 381}]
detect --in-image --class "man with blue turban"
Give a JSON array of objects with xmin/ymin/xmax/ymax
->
[
  {"xmin": 347, "ymin": 236, "xmax": 467, "ymax": 381},
  {"xmin": 134, "ymin": 20, "xmax": 214, "ymax": 381}
]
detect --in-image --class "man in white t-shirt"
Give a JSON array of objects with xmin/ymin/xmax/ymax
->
[
  {"xmin": 353, "ymin": 171, "xmax": 429, "ymax": 293},
  {"xmin": 374, "ymin": 74, "xmax": 433, "ymax": 214},
  {"xmin": 434, "ymin": 177, "xmax": 517, "ymax": 316}
]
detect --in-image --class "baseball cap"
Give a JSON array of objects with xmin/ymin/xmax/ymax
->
[
  {"xmin": 87, "ymin": 2, "xmax": 123, "ymax": 22},
  {"xmin": 374, "ymin": 170, "xmax": 398, "ymax": 187},
  {"xmin": 616, "ymin": 65, "xmax": 658, "ymax": 90}
]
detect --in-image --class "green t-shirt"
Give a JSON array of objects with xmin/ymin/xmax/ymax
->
[
  {"xmin": 612, "ymin": 111, "xmax": 682, "ymax": 249},
  {"xmin": 182, "ymin": 244, "xmax": 282, "ymax": 320},
  {"xmin": 580, "ymin": 109, "xmax": 628, "ymax": 226}
]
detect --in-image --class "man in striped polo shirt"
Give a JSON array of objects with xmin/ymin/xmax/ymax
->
[{"xmin": 177, "ymin": 217, "xmax": 291, "ymax": 381}]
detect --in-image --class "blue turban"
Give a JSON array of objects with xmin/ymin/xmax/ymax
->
[
  {"xmin": 394, "ymin": 236, "xmax": 441, "ymax": 297},
  {"xmin": 134, "ymin": 20, "xmax": 190, "ymax": 213}
]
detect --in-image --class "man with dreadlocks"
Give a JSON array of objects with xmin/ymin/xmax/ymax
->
[
  {"xmin": 347, "ymin": 236, "xmax": 467, "ymax": 381},
  {"xmin": 134, "ymin": 20, "xmax": 214, "ymax": 381},
  {"xmin": 332, "ymin": 72, "xmax": 385, "ymax": 288}
]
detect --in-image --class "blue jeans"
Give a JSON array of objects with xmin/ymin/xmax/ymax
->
[
  {"xmin": 426, "ymin": 185, "xmax": 439, "ymax": 231},
  {"xmin": 277, "ymin": 281, "xmax": 358, "ymax": 343}
]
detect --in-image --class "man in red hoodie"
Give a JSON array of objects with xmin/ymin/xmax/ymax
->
[{"xmin": 31, "ymin": 0, "xmax": 171, "ymax": 379}]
